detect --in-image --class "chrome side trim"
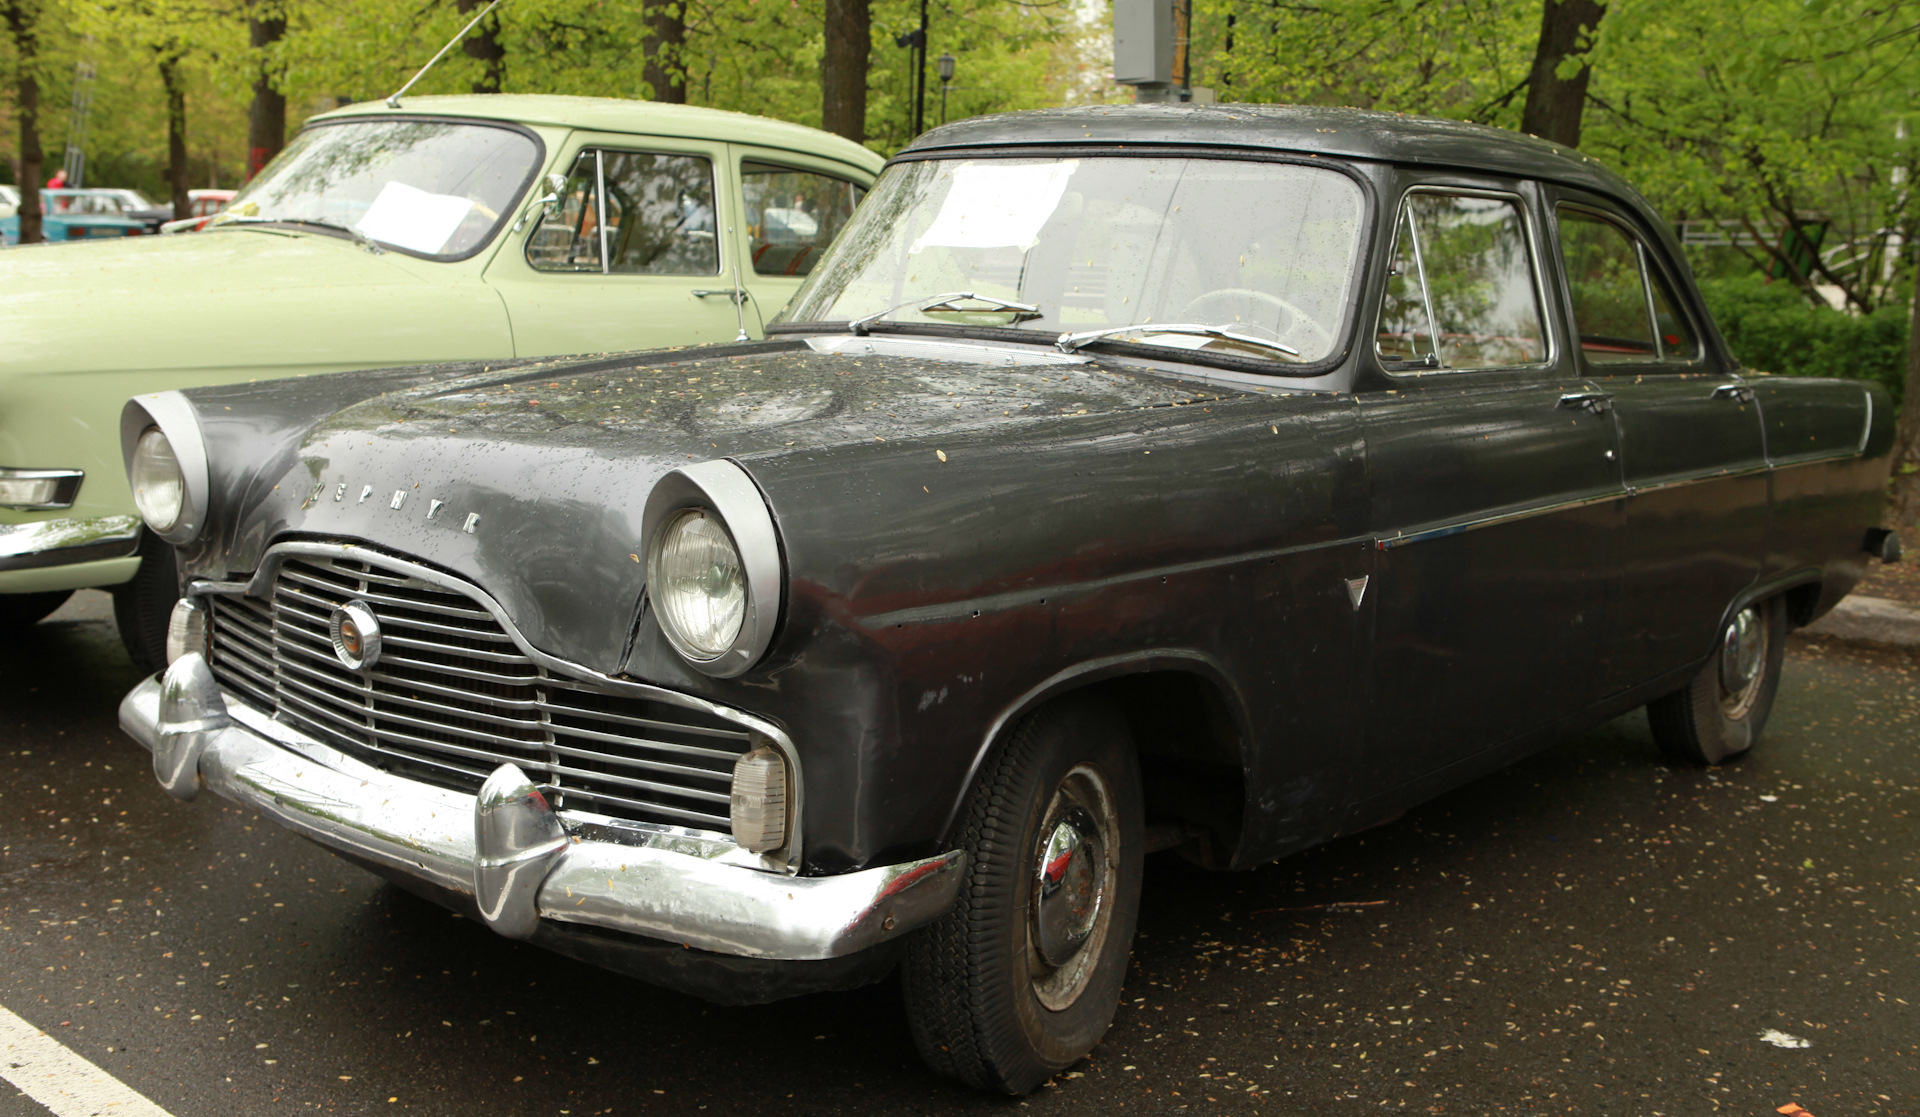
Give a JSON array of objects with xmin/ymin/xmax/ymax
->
[
  {"xmin": 1375, "ymin": 488, "xmax": 1624, "ymax": 550},
  {"xmin": 1622, "ymin": 462, "xmax": 1773, "ymax": 499},
  {"xmin": 0, "ymin": 514, "xmax": 141, "ymax": 570},
  {"xmin": 1861, "ymin": 388, "xmax": 1874, "ymax": 454},
  {"xmin": 119, "ymin": 663, "xmax": 963, "ymax": 961},
  {"xmin": 190, "ymin": 539, "xmax": 806, "ymax": 874}
]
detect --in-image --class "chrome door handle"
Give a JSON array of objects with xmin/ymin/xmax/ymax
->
[
  {"xmin": 1711, "ymin": 382, "xmax": 1756, "ymax": 403},
  {"xmin": 1557, "ymin": 391, "xmax": 1613, "ymax": 415},
  {"xmin": 691, "ymin": 289, "xmax": 751, "ymax": 304}
]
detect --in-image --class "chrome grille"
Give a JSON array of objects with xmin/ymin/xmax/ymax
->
[{"xmin": 203, "ymin": 554, "xmax": 751, "ymax": 834}]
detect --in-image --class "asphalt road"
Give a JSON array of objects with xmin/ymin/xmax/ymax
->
[{"xmin": 1, "ymin": 592, "xmax": 1914, "ymax": 1117}]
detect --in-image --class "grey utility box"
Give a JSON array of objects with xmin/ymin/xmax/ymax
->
[{"xmin": 1112, "ymin": 0, "xmax": 1174, "ymax": 86}]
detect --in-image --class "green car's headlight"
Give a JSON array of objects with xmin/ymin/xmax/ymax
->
[{"xmin": 130, "ymin": 427, "xmax": 185, "ymax": 533}]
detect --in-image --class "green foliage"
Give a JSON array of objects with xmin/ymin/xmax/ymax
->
[
  {"xmin": 3, "ymin": 0, "xmax": 1083, "ymax": 192},
  {"xmin": 1700, "ymin": 275, "xmax": 1910, "ymax": 405}
]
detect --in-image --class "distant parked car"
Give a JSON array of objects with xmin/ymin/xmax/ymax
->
[
  {"xmin": 0, "ymin": 188, "xmax": 148, "ymax": 244},
  {"xmin": 157, "ymin": 189, "xmax": 237, "ymax": 234},
  {"xmin": 0, "ymin": 94, "xmax": 881, "ymax": 670},
  {"xmin": 0, "ymin": 184, "xmax": 18, "ymax": 218}
]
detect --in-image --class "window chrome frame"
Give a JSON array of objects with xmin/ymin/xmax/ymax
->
[
  {"xmin": 523, "ymin": 145, "xmax": 725, "ymax": 279},
  {"xmin": 1374, "ymin": 183, "xmax": 1558, "ymax": 378},
  {"xmin": 1553, "ymin": 201, "xmax": 1708, "ymax": 370}
]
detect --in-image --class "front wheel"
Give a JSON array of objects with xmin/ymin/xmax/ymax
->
[
  {"xmin": 111, "ymin": 532, "xmax": 179, "ymax": 675},
  {"xmin": 902, "ymin": 695, "xmax": 1144, "ymax": 1094},
  {"xmin": 1647, "ymin": 595, "xmax": 1786, "ymax": 765}
]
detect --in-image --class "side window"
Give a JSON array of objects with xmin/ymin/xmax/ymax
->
[
  {"xmin": 526, "ymin": 149, "xmax": 718, "ymax": 275},
  {"xmin": 1375, "ymin": 191, "xmax": 1546, "ymax": 371},
  {"xmin": 741, "ymin": 162, "xmax": 864, "ymax": 277},
  {"xmin": 1556, "ymin": 206, "xmax": 1700, "ymax": 364}
]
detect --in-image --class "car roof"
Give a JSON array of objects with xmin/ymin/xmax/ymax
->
[
  {"xmin": 312, "ymin": 95, "xmax": 885, "ymax": 177},
  {"xmin": 905, "ymin": 103, "xmax": 1645, "ymax": 209}
]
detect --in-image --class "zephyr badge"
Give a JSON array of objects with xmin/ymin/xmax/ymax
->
[{"xmin": 328, "ymin": 601, "xmax": 383, "ymax": 670}]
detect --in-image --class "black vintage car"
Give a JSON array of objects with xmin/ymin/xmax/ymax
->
[{"xmin": 117, "ymin": 105, "xmax": 1897, "ymax": 1093}]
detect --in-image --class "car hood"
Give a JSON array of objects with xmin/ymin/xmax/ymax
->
[
  {"xmin": 2, "ymin": 228, "xmax": 464, "ymax": 374},
  {"xmin": 234, "ymin": 336, "xmax": 1244, "ymax": 672}
]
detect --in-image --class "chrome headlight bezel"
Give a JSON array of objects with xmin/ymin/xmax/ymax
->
[
  {"xmin": 641, "ymin": 460, "xmax": 784, "ymax": 678},
  {"xmin": 120, "ymin": 392, "xmax": 211, "ymax": 545}
]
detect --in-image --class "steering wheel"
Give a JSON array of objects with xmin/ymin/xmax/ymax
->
[{"xmin": 1178, "ymin": 288, "xmax": 1332, "ymax": 358}]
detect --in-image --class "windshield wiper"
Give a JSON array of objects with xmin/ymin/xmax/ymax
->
[
  {"xmin": 1055, "ymin": 323, "xmax": 1301, "ymax": 360},
  {"xmin": 848, "ymin": 291, "xmax": 1041, "ymax": 335},
  {"xmin": 213, "ymin": 214, "xmax": 386, "ymax": 254}
]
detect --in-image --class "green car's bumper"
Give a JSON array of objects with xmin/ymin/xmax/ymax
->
[{"xmin": 0, "ymin": 513, "xmax": 142, "ymax": 592}]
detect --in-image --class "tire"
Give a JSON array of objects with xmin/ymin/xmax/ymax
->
[
  {"xmin": 0, "ymin": 591, "xmax": 73, "ymax": 631},
  {"xmin": 902, "ymin": 695, "xmax": 1144, "ymax": 1094},
  {"xmin": 112, "ymin": 532, "xmax": 179, "ymax": 675},
  {"xmin": 1647, "ymin": 595, "xmax": 1786, "ymax": 766}
]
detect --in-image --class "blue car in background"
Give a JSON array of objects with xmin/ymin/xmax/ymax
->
[{"xmin": 1, "ymin": 188, "xmax": 149, "ymax": 244}]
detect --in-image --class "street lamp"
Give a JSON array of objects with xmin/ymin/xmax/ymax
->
[{"xmin": 938, "ymin": 52, "xmax": 956, "ymax": 125}]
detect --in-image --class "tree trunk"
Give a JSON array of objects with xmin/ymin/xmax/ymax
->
[
  {"xmin": 456, "ymin": 0, "xmax": 505, "ymax": 94},
  {"xmin": 157, "ymin": 49, "xmax": 190, "ymax": 220},
  {"xmin": 642, "ymin": 0, "xmax": 686, "ymax": 103},
  {"xmin": 1890, "ymin": 244, "xmax": 1920, "ymax": 525},
  {"xmin": 3, "ymin": 0, "xmax": 43, "ymax": 244},
  {"xmin": 1520, "ymin": 0, "xmax": 1605, "ymax": 148},
  {"xmin": 821, "ymin": 0, "xmax": 869, "ymax": 143},
  {"xmin": 247, "ymin": 1, "xmax": 286, "ymax": 179}
]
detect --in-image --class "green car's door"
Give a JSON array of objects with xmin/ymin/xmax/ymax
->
[{"xmin": 485, "ymin": 133, "xmax": 752, "ymax": 357}]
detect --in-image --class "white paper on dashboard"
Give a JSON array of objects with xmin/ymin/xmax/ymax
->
[
  {"xmin": 354, "ymin": 181, "xmax": 474, "ymax": 254},
  {"xmin": 910, "ymin": 161, "xmax": 1078, "ymax": 253}
]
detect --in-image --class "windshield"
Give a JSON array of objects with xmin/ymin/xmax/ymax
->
[
  {"xmin": 215, "ymin": 118, "xmax": 539, "ymax": 259},
  {"xmin": 778, "ymin": 156, "xmax": 1366, "ymax": 366}
]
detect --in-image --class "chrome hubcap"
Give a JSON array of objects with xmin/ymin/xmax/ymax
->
[
  {"xmin": 1717, "ymin": 606, "xmax": 1767, "ymax": 717},
  {"xmin": 1033, "ymin": 806, "xmax": 1103, "ymax": 967},
  {"xmin": 1028, "ymin": 764, "xmax": 1118, "ymax": 1010}
]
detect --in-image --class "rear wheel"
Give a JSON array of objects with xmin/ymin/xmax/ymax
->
[
  {"xmin": 112, "ymin": 532, "xmax": 178, "ymax": 675},
  {"xmin": 0, "ymin": 591, "xmax": 73, "ymax": 631},
  {"xmin": 902, "ymin": 696, "xmax": 1144, "ymax": 1094},
  {"xmin": 1647, "ymin": 595, "xmax": 1786, "ymax": 765}
]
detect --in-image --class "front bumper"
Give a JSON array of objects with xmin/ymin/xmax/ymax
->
[
  {"xmin": 0, "ymin": 513, "xmax": 141, "ymax": 572},
  {"xmin": 119, "ymin": 654, "xmax": 965, "ymax": 961}
]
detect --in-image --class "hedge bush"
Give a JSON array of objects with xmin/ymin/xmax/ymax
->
[{"xmin": 1698, "ymin": 276, "xmax": 1910, "ymax": 408}]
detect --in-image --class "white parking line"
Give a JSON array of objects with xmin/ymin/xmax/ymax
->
[{"xmin": 0, "ymin": 1004, "xmax": 173, "ymax": 1117}]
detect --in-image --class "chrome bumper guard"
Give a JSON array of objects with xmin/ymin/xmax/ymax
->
[
  {"xmin": 0, "ymin": 513, "xmax": 141, "ymax": 571},
  {"xmin": 120, "ymin": 655, "xmax": 966, "ymax": 961}
]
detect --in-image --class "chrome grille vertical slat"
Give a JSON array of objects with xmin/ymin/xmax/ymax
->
[{"xmin": 199, "ymin": 553, "xmax": 752, "ymax": 837}]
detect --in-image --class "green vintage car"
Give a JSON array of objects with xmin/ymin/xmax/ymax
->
[{"xmin": 0, "ymin": 95, "xmax": 883, "ymax": 665}]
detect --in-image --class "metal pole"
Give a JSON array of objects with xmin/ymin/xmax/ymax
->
[{"xmin": 913, "ymin": 0, "xmax": 927, "ymax": 135}]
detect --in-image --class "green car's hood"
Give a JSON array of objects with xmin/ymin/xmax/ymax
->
[{"xmin": 2, "ymin": 227, "xmax": 511, "ymax": 376}]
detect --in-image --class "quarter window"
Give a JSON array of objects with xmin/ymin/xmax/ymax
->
[
  {"xmin": 1376, "ymin": 191, "xmax": 1546, "ymax": 370},
  {"xmin": 527, "ymin": 149, "xmax": 718, "ymax": 275},
  {"xmin": 1556, "ymin": 207, "xmax": 1700, "ymax": 363},
  {"xmin": 741, "ymin": 163, "xmax": 863, "ymax": 277}
]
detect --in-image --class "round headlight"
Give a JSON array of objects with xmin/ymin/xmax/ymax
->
[
  {"xmin": 648, "ymin": 509, "xmax": 748, "ymax": 661},
  {"xmin": 130, "ymin": 427, "xmax": 185, "ymax": 533}
]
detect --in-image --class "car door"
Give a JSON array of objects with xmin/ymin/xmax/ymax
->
[
  {"xmin": 730, "ymin": 147, "xmax": 868, "ymax": 322},
  {"xmin": 1358, "ymin": 180, "xmax": 1624, "ymax": 787},
  {"xmin": 484, "ymin": 134, "xmax": 752, "ymax": 357},
  {"xmin": 1545, "ymin": 194, "xmax": 1770, "ymax": 694}
]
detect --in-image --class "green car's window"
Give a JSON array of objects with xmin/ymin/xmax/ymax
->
[
  {"xmin": 1557, "ymin": 206, "xmax": 1700, "ymax": 364},
  {"xmin": 741, "ymin": 163, "xmax": 864, "ymax": 277},
  {"xmin": 526, "ymin": 149, "xmax": 718, "ymax": 275},
  {"xmin": 1376, "ymin": 191, "xmax": 1546, "ymax": 371},
  {"xmin": 216, "ymin": 119, "xmax": 538, "ymax": 259}
]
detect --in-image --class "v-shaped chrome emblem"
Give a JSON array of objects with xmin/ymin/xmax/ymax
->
[{"xmin": 1345, "ymin": 575, "xmax": 1370, "ymax": 610}]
